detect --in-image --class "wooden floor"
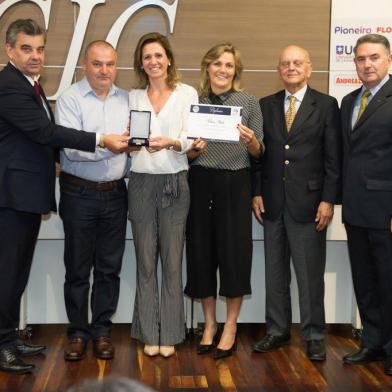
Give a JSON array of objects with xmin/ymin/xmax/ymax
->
[{"xmin": 1, "ymin": 324, "xmax": 391, "ymax": 392}]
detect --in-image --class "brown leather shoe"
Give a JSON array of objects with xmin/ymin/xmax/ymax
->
[
  {"xmin": 64, "ymin": 337, "xmax": 87, "ymax": 361},
  {"xmin": 93, "ymin": 336, "xmax": 114, "ymax": 360}
]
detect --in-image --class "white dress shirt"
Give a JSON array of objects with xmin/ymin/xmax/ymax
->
[
  {"xmin": 129, "ymin": 83, "xmax": 198, "ymax": 174},
  {"xmin": 284, "ymin": 84, "xmax": 308, "ymax": 112}
]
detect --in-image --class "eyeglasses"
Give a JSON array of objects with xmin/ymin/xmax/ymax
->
[{"xmin": 279, "ymin": 60, "xmax": 310, "ymax": 69}]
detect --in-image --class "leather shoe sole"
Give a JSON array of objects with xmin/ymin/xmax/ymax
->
[
  {"xmin": 384, "ymin": 357, "xmax": 392, "ymax": 376},
  {"xmin": 0, "ymin": 347, "xmax": 35, "ymax": 374},
  {"xmin": 93, "ymin": 337, "xmax": 114, "ymax": 360},
  {"xmin": 197, "ymin": 343, "xmax": 215, "ymax": 355},
  {"xmin": 16, "ymin": 343, "xmax": 46, "ymax": 357},
  {"xmin": 0, "ymin": 362, "xmax": 34, "ymax": 374},
  {"xmin": 197, "ymin": 328, "xmax": 219, "ymax": 355},
  {"xmin": 306, "ymin": 340, "xmax": 326, "ymax": 361},
  {"xmin": 343, "ymin": 348, "xmax": 385, "ymax": 365},
  {"xmin": 64, "ymin": 338, "xmax": 87, "ymax": 361},
  {"xmin": 213, "ymin": 339, "xmax": 237, "ymax": 360},
  {"xmin": 253, "ymin": 335, "xmax": 290, "ymax": 353}
]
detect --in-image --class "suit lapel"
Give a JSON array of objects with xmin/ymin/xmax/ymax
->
[
  {"xmin": 345, "ymin": 89, "xmax": 359, "ymax": 136},
  {"xmin": 6, "ymin": 63, "xmax": 54, "ymax": 121},
  {"xmin": 271, "ymin": 90, "xmax": 287, "ymax": 140},
  {"xmin": 288, "ymin": 87, "xmax": 315, "ymax": 137}
]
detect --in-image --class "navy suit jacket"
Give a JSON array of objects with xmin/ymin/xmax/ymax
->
[
  {"xmin": 253, "ymin": 86, "xmax": 342, "ymax": 223},
  {"xmin": 0, "ymin": 63, "xmax": 96, "ymax": 214},
  {"xmin": 341, "ymin": 76, "xmax": 392, "ymax": 229}
]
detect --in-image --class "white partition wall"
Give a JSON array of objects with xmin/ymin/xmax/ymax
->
[{"xmin": 26, "ymin": 179, "xmax": 354, "ymax": 325}]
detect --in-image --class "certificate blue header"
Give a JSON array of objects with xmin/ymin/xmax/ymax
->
[{"xmin": 191, "ymin": 104, "xmax": 232, "ymax": 116}]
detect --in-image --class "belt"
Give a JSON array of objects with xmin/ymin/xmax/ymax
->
[{"xmin": 60, "ymin": 172, "xmax": 124, "ymax": 191}]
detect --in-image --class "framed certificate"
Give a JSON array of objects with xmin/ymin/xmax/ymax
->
[
  {"xmin": 128, "ymin": 110, "xmax": 151, "ymax": 146},
  {"xmin": 187, "ymin": 104, "xmax": 242, "ymax": 142}
]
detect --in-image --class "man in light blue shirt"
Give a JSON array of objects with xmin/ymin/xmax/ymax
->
[{"xmin": 56, "ymin": 40, "xmax": 129, "ymax": 361}]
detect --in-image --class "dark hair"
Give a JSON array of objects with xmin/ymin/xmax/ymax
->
[
  {"xmin": 198, "ymin": 42, "xmax": 243, "ymax": 98},
  {"xmin": 354, "ymin": 34, "xmax": 391, "ymax": 55},
  {"xmin": 133, "ymin": 32, "xmax": 180, "ymax": 89},
  {"xmin": 84, "ymin": 40, "xmax": 116, "ymax": 58},
  {"xmin": 6, "ymin": 19, "xmax": 46, "ymax": 47}
]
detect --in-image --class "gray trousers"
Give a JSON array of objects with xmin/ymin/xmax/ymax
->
[
  {"xmin": 263, "ymin": 207, "xmax": 326, "ymax": 340},
  {"xmin": 128, "ymin": 171, "xmax": 189, "ymax": 345}
]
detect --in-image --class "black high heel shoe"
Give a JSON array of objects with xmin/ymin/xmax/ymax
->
[
  {"xmin": 213, "ymin": 337, "xmax": 237, "ymax": 359},
  {"xmin": 197, "ymin": 329, "xmax": 219, "ymax": 355}
]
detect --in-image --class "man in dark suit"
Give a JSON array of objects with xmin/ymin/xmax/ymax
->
[
  {"xmin": 0, "ymin": 19, "xmax": 128, "ymax": 374},
  {"xmin": 340, "ymin": 34, "xmax": 392, "ymax": 376},
  {"xmin": 252, "ymin": 45, "xmax": 341, "ymax": 361}
]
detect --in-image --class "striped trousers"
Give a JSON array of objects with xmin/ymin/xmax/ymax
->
[{"xmin": 128, "ymin": 171, "xmax": 189, "ymax": 345}]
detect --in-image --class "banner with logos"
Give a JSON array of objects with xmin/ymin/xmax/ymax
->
[
  {"xmin": 327, "ymin": 0, "xmax": 392, "ymax": 241},
  {"xmin": 329, "ymin": 0, "xmax": 392, "ymax": 326},
  {"xmin": 329, "ymin": 0, "xmax": 392, "ymax": 103}
]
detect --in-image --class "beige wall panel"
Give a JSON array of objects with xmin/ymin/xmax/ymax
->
[
  {"xmin": 1, "ymin": 0, "xmax": 331, "ymax": 100},
  {"xmin": 60, "ymin": 69, "xmax": 329, "ymax": 108},
  {"xmin": 44, "ymin": 1, "xmax": 75, "ymax": 66},
  {"xmin": 0, "ymin": 3, "xmax": 45, "ymax": 64},
  {"xmin": 79, "ymin": 1, "xmax": 170, "ymax": 68},
  {"xmin": 238, "ymin": 71, "xmax": 329, "ymax": 98},
  {"xmin": 170, "ymin": 0, "xmax": 331, "ymax": 71},
  {"xmin": 40, "ymin": 66, "xmax": 68, "ymax": 98}
]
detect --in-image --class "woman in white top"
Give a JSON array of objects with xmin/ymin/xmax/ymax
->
[{"xmin": 128, "ymin": 32, "xmax": 198, "ymax": 358}]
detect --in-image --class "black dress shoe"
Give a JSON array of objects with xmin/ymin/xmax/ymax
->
[
  {"xmin": 16, "ymin": 340, "xmax": 46, "ymax": 357},
  {"xmin": 384, "ymin": 356, "xmax": 392, "ymax": 376},
  {"xmin": 306, "ymin": 339, "xmax": 326, "ymax": 361},
  {"xmin": 253, "ymin": 334, "xmax": 290, "ymax": 353},
  {"xmin": 0, "ymin": 347, "xmax": 35, "ymax": 374},
  {"xmin": 213, "ymin": 340, "xmax": 237, "ymax": 360},
  {"xmin": 197, "ymin": 329, "xmax": 219, "ymax": 355},
  {"xmin": 343, "ymin": 347, "xmax": 385, "ymax": 365}
]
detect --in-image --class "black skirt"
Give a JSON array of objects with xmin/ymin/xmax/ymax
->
[{"xmin": 185, "ymin": 165, "xmax": 253, "ymax": 298}]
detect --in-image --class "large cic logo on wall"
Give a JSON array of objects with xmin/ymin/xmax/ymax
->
[{"xmin": 0, "ymin": 0, "xmax": 179, "ymax": 99}]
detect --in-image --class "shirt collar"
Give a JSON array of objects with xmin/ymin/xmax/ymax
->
[
  {"xmin": 209, "ymin": 89, "xmax": 233, "ymax": 104},
  {"xmin": 79, "ymin": 77, "xmax": 118, "ymax": 98},
  {"xmin": 361, "ymin": 74, "xmax": 390, "ymax": 98},
  {"xmin": 10, "ymin": 61, "xmax": 40, "ymax": 86},
  {"xmin": 285, "ymin": 84, "xmax": 308, "ymax": 102}
]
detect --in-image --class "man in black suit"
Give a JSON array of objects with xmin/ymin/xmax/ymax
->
[
  {"xmin": 340, "ymin": 34, "xmax": 392, "ymax": 376},
  {"xmin": 0, "ymin": 19, "xmax": 128, "ymax": 374},
  {"xmin": 252, "ymin": 45, "xmax": 341, "ymax": 360}
]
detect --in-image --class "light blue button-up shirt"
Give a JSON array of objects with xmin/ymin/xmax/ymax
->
[
  {"xmin": 56, "ymin": 77, "xmax": 130, "ymax": 181},
  {"xmin": 351, "ymin": 73, "xmax": 390, "ymax": 128}
]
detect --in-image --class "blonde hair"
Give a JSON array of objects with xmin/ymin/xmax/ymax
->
[
  {"xmin": 133, "ymin": 32, "xmax": 180, "ymax": 89},
  {"xmin": 198, "ymin": 43, "xmax": 243, "ymax": 98}
]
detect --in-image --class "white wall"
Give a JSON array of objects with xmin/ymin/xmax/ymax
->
[{"xmin": 26, "ymin": 180, "xmax": 354, "ymax": 325}]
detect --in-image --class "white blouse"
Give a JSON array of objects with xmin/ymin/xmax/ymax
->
[{"xmin": 129, "ymin": 83, "xmax": 198, "ymax": 174}]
